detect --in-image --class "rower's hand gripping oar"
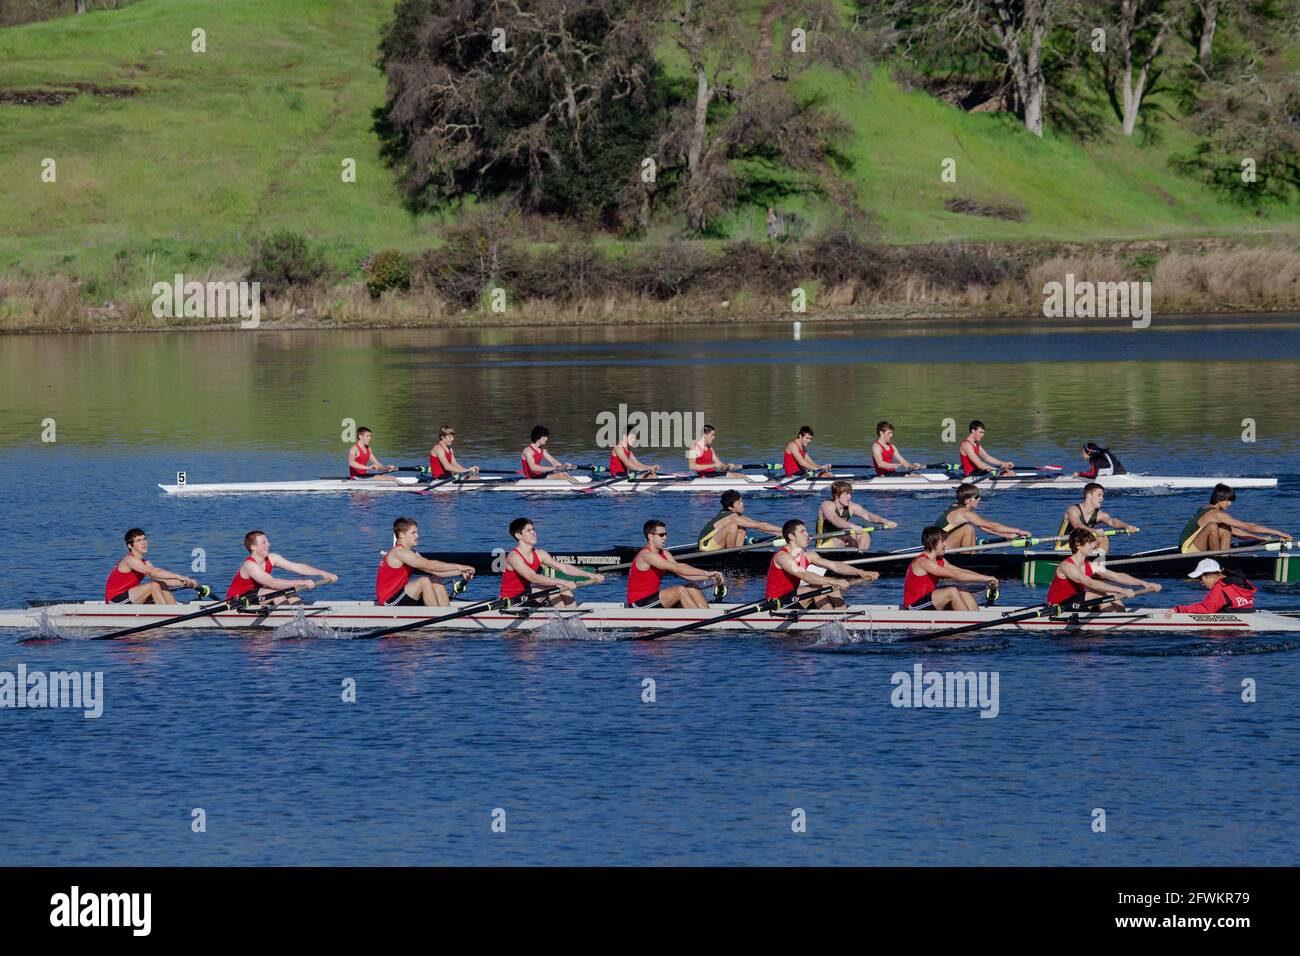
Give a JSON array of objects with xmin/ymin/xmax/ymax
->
[
  {"xmin": 633, "ymin": 586, "xmax": 836, "ymax": 642},
  {"xmin": 90, "ymin": 585, "xmax": 302, "ymax": 641}
]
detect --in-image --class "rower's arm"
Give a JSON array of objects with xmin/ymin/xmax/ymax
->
[
  {"xmin": 737, "ymin": 516, "xmax": 782, "ymax": 534},
  {"xmin": 1059, "ymin": 562, "xmax": 1130, "ymax": 596},
  {"xmin": 685, "ymin": 452, "xmax": 711, "ymax": 473},
  {"xmin": 505, "ymin": 550, "xmax": 558, "ymax": 586},
  {"xmin": 807, "ymin": 554, "xmax": 875, "ymax": 579},
  {"xmin": 644, "ymin": 550, "xmax": 718, "ymax": 582},
  {"xmin": 791, "ymin": 446, "xmax": 821, "ymax": 470},
  {"xmin": 1096, "ymin": 567, "xmax": 1155, "ymax": 589},
  {"xmin": 246, "ymin": 562, "xmax": 317, "ymax": 590},
  {"xmin": 133, "ymin": 558, "xmax": 194, "ymax": 587},
  {"xmin": 968, "ymin": 513, "xmax": 1029, "ymax": 537},
  {"xmin": 871, "ymin": 444, "xmax": 892, "ymax": 471},
  {"xmin": 621, "ymin": 449, "xmax": 657, "ymax": 473},
  {"xmin": 1220, "ymin": 515, "xmax": 1291, "ymax": 540},
  {"xmin": 919, "ymin": 557, "xmax": 995, "ymax": 585},
  {"xmin": 271, "ymin": 555, "xmax": 337, "ymax": 580},
  {"xmin": 776, "ymin": 552, "xmax": 838, "ymax": 587},
  {"xmin": 894, "ymin": 448, "xmax": 915, "ymax": 468},
  {"xmin": 1097, "ymin": 511, "xmax": 1138, "ymax": 532},
  {"xmin": 435, "ymin": 447, "xmax": 473, "ymax": 475},
  {"xmin": 852, "ymin": 504, "xmax": 894, "ymax": 528}
]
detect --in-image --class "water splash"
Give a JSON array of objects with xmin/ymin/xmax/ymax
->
[{"xmin": 272, "ymin": 608, "xmax": 341, "ymax": 641}]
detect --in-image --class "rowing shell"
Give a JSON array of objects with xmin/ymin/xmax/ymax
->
[
  {"xmin": 5, "ymin": 600, "xmax": 1297, "ymax": 633},
  {"xmin": 429, "ymin": 546, "xmax": 1300, "ymax": 584},
  {"xmin": 157, "ymin": 472, "xmax": 1278, "ymax": 495}
]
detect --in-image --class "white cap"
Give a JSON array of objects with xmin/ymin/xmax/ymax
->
[{"xmin": 1188, "ymin": 558, "xmax": 1222, "ymax": 579}]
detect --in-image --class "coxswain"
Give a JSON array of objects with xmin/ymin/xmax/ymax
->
[
  {"xmin": 521, "ymin": 425, "xmax": 578, "ymax": 482},
  {"xmin": 816, "ymin": 480, "xmax": 896, "ymax": 549},
  {"xmin": 765, "ymin": 519, "xmax": 878, "ymax": 609},
  {"xmin": 782, "ymin": 425, "xmax": 831, "ymax": 477},
  {"xmin": 627, "ymin": 520, "xmax": 725, "ymax": 608},
  {"xmin": 1076, "ymin": 442, "xmax": 1125, "ymax": 478},
  {"xmin": 935, "ymin": 483, "xmax": 1031, "ymax": 549},
  {"xmin": 1054, "ymin": 482, "xmax": 1138, "ymax": 552},
  {"xmin": 697, "ymin": 490, "xmax": 782, "ymax": 551},
  {"xmin": 104, "ymin": 528, "xmax": 201, "ymax": 605},
  {"xmin": 686, "ymin": 424, "xmax": 741, "ymax": 475},
  {"xmin": 1174, "ymin": 559, "xmax": 1258, "ymax": 614},
  {"xmin": 959, "ymin": 420, "xmax": 1015, "ymax": 477},
  {"xmin": 1178, "ymin": 483, "xmax": 1290, "ymax": 553},
  {"xmin": 1045, "ymin": 528, "xmax": 1158, "ymax": 610},
  {"xmin": 227, "ymin": 530, "xmax": 338, "ymax": 606},
  {"xmin": 609, "ymin": 431, "xmax": 660, "ymax": 478},
  {"xmin": 901, "ymin": 526, "xmax": 1000, "ymax": 611},
  {"xmin": 376, "ymin": 517, "xmax": 476, "ymax": 607},
  {"xmin": 348, "ymin": 426, "xmax": 399, "ymax": 481},
  {"xmin": 871, "ymin": 421, "xmax": 921, "ymax": 475},
  {"xmin": 428, "ymin": 425, "xmax": 479, "ymax": 479},
  {"xmin": 500, "ymin": 517, "xmax": 603, "ymax": 607}
]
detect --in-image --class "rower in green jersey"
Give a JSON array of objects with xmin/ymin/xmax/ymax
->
[
  {"xmin": 815, "ymin": 480, "xmax": 896, "ymax": 550},
  {"xmin": 1178, "ymin": 483, "xmax": 1290, "ymax": 553},
  {"xmin": 1054, "ymin": 482, "xmax": 1137, "ymax": 552},
  {"xmin": 697, "ymin": 490, "xmax": 782, "ymax": 551},
  {"xmin": 935, "ymin": 482, "xmax": 1031, "ymax": 550}
]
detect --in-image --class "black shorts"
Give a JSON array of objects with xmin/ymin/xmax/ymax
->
[
  {"xmin": 382, "ymin": 591, "xmax": 423, "ymax": 607},
  {"xmin": 1053, "ymin": 596, "xmax": 1089, "ymax": 612},
  {"xmin": 628, "ymin": 594, "xmax": 662, "ymax": 609},
  {"xmin": 108, "ymin": 592, "xmax": 132, "ymax": 605},
  {"xmin": 903, "ymin": 597, "xmax": 935, "ymax": 611}
]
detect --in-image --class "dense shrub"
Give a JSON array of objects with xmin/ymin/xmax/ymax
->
[
  {"xmin": 249, "ymin": 231, "xmax": 329, "ymax": 300},
  {"xmin": 365, "ymin": 250, "xmax": 412, "ymax": 299}
]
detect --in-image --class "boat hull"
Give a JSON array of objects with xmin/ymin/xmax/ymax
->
[
  {"xmin": 4, "ymin": 600, "xmax": 1295, "ymax": 634},
  {"xmin": 158, "ymin": 472, "xmax": 1278, "ymax": 495}
]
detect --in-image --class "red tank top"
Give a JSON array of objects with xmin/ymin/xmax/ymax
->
[
  {"xmin": 609, "ymin": 444, "xmax": 628, "ymax": 476},
  {"xmin": 960, "ymin": 441, "xmax": 983, "ymax": 476},
  {"xmin": 902, "ymin": 555, "xmax": 944, "ymax": 608},
  {"xmin": 522, "ymin": 446, "xmax": 544, "ymax": 479},
  {"xmin": 349, "ymin": 443, "xmax": 371, "ymax": 478},
  {"xmin": 500, "ymin": 547, "xmax": 540, "ymax": 599},
  {"xmin": 227, "ymin": 556, "xmax": 273, "ymax": 600},
  {"xmin": 376, "ymin": 548, "xmax": 412, "ymax": 603},
  {"xmin": 692, "ymin": 446, "xmax": 717, "ymax": 475},
  {"xmin": 873, "ymin": 440, "xmax": 895, "ymax": 476},
  {"xmin": 782, "ymin": 448, "xmax": 801, "ymax": 477},
  {"xmin": 105, "ymin": 560, "xmax": 144, "ymax": 602},
  {"xmin": 627, "ymin": 548, "xmax": 667, "ymax": 603},
  {"xmin": 765, "ymin": 547, "xmax": 807, "ymax": 599},
  {"xmin": 1046, "ymin": 559, "xmax": 1094, "ymax": 605},
  {"xmin": 428, "ymin": 445, "xmax": 454, "ymax": 478}
]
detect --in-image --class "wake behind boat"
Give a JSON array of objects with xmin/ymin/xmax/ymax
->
[
  {"xmin": 158, "ymin": 471, "xmax": 1278, "ymax": 495},
  {"xmin": 5, "ymin": 598, "xmax": 1298, "ymax": 634}
]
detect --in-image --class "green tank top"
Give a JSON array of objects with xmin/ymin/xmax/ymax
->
[
  {"xmin": 1179, "ymin": 506, "xmax": 1214, "ymax": 552},
  {"xmin": 698, "ymin": 509, "xmax": 731, "ymax": 549},
  {"xmin": 817, "ymin": 504, "xmax": 851, "ymax": 536},
  {"xmin": 1055, "ymin": 505, "xmax": 1099, "ymax": 549}
]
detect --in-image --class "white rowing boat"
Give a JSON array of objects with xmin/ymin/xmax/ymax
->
[
  {"xmin": 5, "ymin": 600, "xmax": 1296, "ymax": 634},
  {"xmin": 157, "ymin": 472, "xmax": 1278, "ymax": 495}
]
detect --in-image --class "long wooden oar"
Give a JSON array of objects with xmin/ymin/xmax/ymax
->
[
  {"xmin": 902, "ymin": 589, "xmax": 1156, "ymax": 643},
  {"xmin": 633, "ymin": 585, "xmax": 836, "ymax": 642},
  {"xmin": 91, "ymin": 585, "xmax": 301, "ymax": 641}
]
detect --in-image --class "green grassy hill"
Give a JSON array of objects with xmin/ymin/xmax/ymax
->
[{"xmin": 0, "ymin": 0, "xmax": 1295, "ymax": 299}]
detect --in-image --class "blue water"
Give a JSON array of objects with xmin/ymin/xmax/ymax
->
[{"xmin": 2, "ymin": 319, "xmax": 1298, "ymax": 865}]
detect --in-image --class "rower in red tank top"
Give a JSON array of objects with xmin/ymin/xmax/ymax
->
[
  {"xmin": 606, "ymin": 433, "xmax": 659, "ymax": 479},
  {"xmin": 500, "ymin": 517, "xmax": 604, "ymax": 607},
  {"xmin": 429, "ymin": 425, "xmax": 478, "ymax": 480},
  {"xmin": 521, "ymin": 446, "xmax": 545, "ymax": 479},
  {"xmin": 765, "ymin": 546, "xmax": 808, "ymax": 600},
  {"xmin": 900, "ymin": 526, "xmax": 999, "ymax": 611},
  {"xmin": 902, "ymin": 555, "xmax": 944, "ymax": 609},
  {"xmin": 870, "ymin": 422, "xmax": 920, "ymax": 476},
  {"xmin": 782, "ymin": 426, "xmax": 828, "ymax": 477},
  {"xmin": 227, "ymin": 556, "xmax": 273, "ymax": 600},
  {"xmin": 626, "ymin": 520, "xmax": 722, "ymax": 608},
  {"xmin": 958, "ymin": 420, "xmax": 1014, "ymax": 476},
  {"xmin": 377, "ymin": 518, "xmax": 474, "ymax": 607},
  {"xmin": 229, "ymin": 530, "xmax": 337, "ymax": 606},
  {"xmin": 686, "ymin": 425, "xmax": 739, "ymax": 476},
  {"xmin": 519, "ymin": 426, "xmax": 578, "ymax": 482},
  {"xmin": 763, "ymin": 520, "xmax": 878, "ymax": 608},
  {"xmin": 1046, "ymin": 528, "xmax": 1157, "ymax": 610},
  {"xmin": 348, "ymin": 427, "xmax": 397, "ymax": 480},
  {"xmin": 104, "ymin": 527, "xmax": 197, "ymax": 605}
]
